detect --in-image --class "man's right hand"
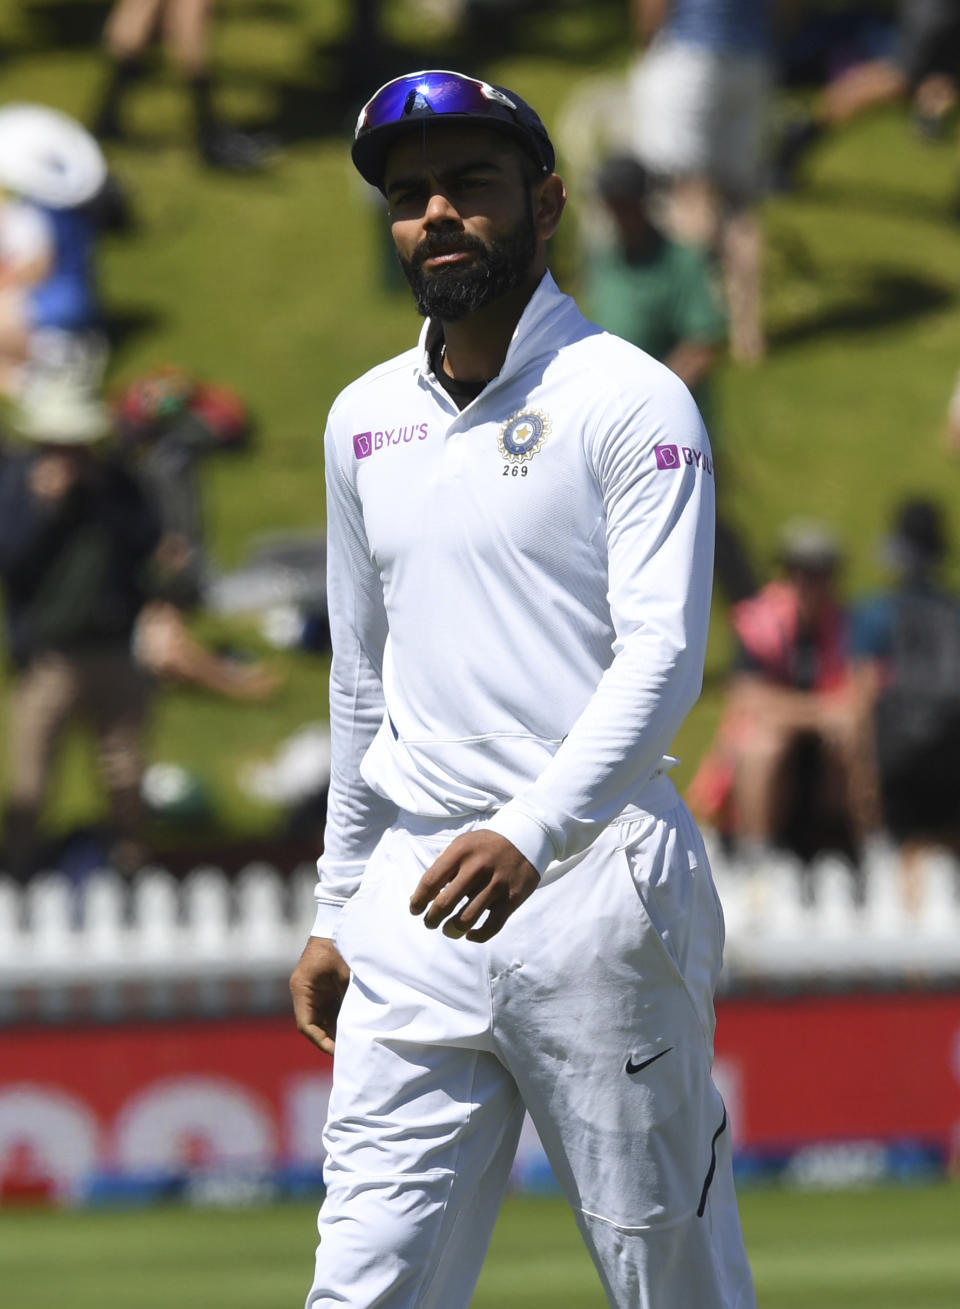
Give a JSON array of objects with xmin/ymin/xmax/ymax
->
[{"xmin": 289, "ymin": 937, "xmax": 350, "ymax": 1056}]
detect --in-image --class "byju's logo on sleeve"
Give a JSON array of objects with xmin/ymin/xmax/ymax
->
[
  {"xmin": 353, "ymin": 432, "xmax": 373, "ymax": 459},
  {"xmin": 654, "ymin": 443, "xmax": 713, "ymax": 475}
]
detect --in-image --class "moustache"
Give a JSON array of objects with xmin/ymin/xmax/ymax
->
[{"xmin": 411, "ymin": 232, "xmax": 488, "ymax": 269}]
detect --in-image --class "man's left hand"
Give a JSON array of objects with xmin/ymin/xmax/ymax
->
[{"xmin": 410, "ymin": 831, "xmax": 539, "ymax": 942}]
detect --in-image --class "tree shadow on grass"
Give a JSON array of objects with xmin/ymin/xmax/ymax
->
[
  {"xmin": 0, "ymin": 34, "xmax": 20, "ymax": 72},
  {"xmin": 445, "ymin": 0, "xmax": 628, "ymax": 65},
  {"xmin": 800, "ymin": 175, "xmax": 958, "ymax": 228},
  {"xmin": 16, "ymin": 0, "xmax": 300, "ymax": 55},
  {"xmin": 226, "ymin": 0, "xmax": 628, "ymax": 147},
  {"xmin": 102, "ymin": 305, "xmax": 166, "ymax": 371},
  {"xmin": 767, "ymin": 270, "xmax": 954, "ymax": 351},
  {"xmin": 19, "ymin": 0, "xmax": 113, "ymax": 50},
  {"xmin": 12, "ymin": 0, "xmax": 629, "ymax": 151}
]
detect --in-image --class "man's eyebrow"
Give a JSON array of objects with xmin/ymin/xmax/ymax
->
[{"xmin": 385, "ymin": 157, "xmax": 507, "ymax": 196}]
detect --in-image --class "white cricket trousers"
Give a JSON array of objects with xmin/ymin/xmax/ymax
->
[{"xmin": 306, "ymin": 785, "xmax": 756, "ymax": 1308}]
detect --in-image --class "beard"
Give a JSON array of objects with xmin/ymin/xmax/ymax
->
[{"xmin": 397, "ymin": 202, "xmax": 537, "ymax": 322}]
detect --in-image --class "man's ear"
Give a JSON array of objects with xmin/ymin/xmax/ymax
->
[{"xmin": 534, "ymin": 174, "xmax": 566, "ymax": 241}]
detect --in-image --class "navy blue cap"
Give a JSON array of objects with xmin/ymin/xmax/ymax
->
[{"xmin": 352, "ymin": 69, "xmax": 555, "ymax": 191}]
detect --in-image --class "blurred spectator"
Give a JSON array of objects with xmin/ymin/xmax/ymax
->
[
  {"xmin": 114, "ymin": 365, "xmax": 250, "ymax": 608},
  {"xmin": 944, "ymin": 363, "xmax": 960, "ymax": 452},
  {"xmin": 0, "ymin": 104, "xmax": 108, "ymax": 399},
  {"xmin": 850, "ymin": 499, "xmax": 960, "ymax": 905},
  {"xmin": 584, "ymin": 151, "xmax": 755, "ymax": 602},
  {"xmin": 91, "ymin": 0, "xmax": 270, "ymax": 171},
  {"xmin": 133, "ymin": 599, "xmax": 281, "ymax": 700},
  {"xmin": 774, "ymin": 2, "xmax": 960, "ymax": 191},
  {"xmin": 687, "ymin": 521, "xmax": 876, "ymax": 863},
  {"xmin": 113, "ymin": 366, "xmax": 280, "ymax": 701},
  {"xmin": 628, "ymin": 0, "xmax": 775, "ymax": 363},
  {"xmin": 585, "ymin": 153, "xmax": 725, "ymax": 412},
  {"xmin": 0, "ymin": 378, "xmax": 162, "ymax": 879}
]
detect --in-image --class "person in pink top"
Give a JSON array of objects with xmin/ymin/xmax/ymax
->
[{"xmin": 688, "ymin": 521, "xmax": 877, "ymax": 862}]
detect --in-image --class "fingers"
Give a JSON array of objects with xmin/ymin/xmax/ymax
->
[
  {"xmin": 290, "ymin": 981, "xmax": 337, "ymax": 1054},
  {"xmin": 408, "ymin": 842, "xmax": 461, "ymax": 915},
  {"xmin": 442, "ymin": 897, "xmax": 508, "ymax": 942},
  {"xmin": 409, "ymin": 832, "xmax": 540, "ymax": 941},
  {"xmin": 440, "ymin": 879, "xmax": 499, "ymax": 937},
  {"xmin": 289, "ymin": 937, "xmax": 350, "ymax": 1056},
  {"xmin": 423, "ymin": 871, "xmax": 480, "ymax": 930},
  {"xmin": 456, "ymin": 875, "xmax": 537, "ymax": 942},
  {"xmin": 297, "ymin": 1021, "xmax": 336, "ymax": 1057},
  {"xmin": 465, "ymin": 902, "xmax": 512, "ymax": 943},
  {"xmin": 411, "ymin": 839, "xmax": 488, "ymax": 930},
  {"xmin": 290, "ymin": 980, "xmax": 336, "ymax": 1052},
  {"xmin": 439, "ymin": 888, "xmax": 528, "ymax": 942}
]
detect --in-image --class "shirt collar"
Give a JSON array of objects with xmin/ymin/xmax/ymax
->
[{"xmin": 414, "ymin": 271, "xmax": 569, "ymax": 391}]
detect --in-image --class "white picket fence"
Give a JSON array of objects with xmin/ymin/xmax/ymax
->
[
  {"xmin": 708, "ymin": 835, "xmax": 960, "ymax": 982},
  {"xmin": 0, "ymin": 838, "xmax": 959, "ymax": 1013},
  {"xmin": 0, "ymin": 863, "xmax": 319, "ymax": 1022}
]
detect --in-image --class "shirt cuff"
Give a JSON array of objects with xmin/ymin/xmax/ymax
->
[
  {"xmin": 311, "ymin": 899, "xmax": 346, "ymax": 940},
  {"xmin": 484, "ymin": 804, "xmax": 557, "ymax": 875}
]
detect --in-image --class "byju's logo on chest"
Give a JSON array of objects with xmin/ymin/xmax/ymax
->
[{"xmin": 353, "ymin": 424, "xmax": 429, "ymax": 459}]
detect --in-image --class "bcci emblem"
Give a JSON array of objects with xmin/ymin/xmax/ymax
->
[{"xmin": 498, "ymin": 410, "xmax": 550, "ymax": 464}]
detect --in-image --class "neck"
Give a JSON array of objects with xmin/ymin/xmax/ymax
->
[
  {"xmin": 439, "ymin": 271, "xmax": 544, "ymax": 382},
  {"xmin": 623, "ymin": 226, "xmax": 661, "ymax": 264}
]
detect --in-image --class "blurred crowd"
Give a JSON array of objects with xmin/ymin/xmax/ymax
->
[
  {"xmin": 686, "ymin": 502, "xmax": 960, "ymax": 906},
  {"xmin": 1, "ymin": 0, "xmax": 960, "ymax": 896},
  {"xmin": 566, "ymin": 0, "xmax": 960, "ymax": 904},
  {"xmin": 0, "ymin": 95, "xmax": 287, "ymax": 880}
]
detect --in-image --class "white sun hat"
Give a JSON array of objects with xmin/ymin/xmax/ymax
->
[
  {"xmin": 0, "ymin": 103, "xmax": 107, "ymax": 208},
  {"xmin": 12, "ymin": 375, "xmax": 111, "ymax": 445}
]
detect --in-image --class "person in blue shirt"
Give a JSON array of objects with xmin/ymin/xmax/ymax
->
[
  {"xmin": 26, "ymin": 203, "xmax": 100, "ymax": 334},
  {"xmin": 0, "ymin": 193, "xmax": 101, "ymax": 398},
  {"xmin": 850, "ymin": 498, "xmax": 960, "ymax": 892}
]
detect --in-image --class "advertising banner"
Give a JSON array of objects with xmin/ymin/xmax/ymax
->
[{"xmin": 2, "ymin": 990, "xmax": 959, "ymax": 1203}]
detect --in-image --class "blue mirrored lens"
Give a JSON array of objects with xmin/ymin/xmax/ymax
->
[{"xmin": 360, "ymin": 72, "xmax": 504, "ymax": 134}]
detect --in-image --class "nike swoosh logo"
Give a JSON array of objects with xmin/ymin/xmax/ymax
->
[{"xmin": 625, "ymin": 1047, "xmax": 672, "ymax": 1075}]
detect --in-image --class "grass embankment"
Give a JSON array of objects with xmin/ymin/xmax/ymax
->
[{"xmin": 3, "ymin": 1, "xmax": 960, "ymax": 847}]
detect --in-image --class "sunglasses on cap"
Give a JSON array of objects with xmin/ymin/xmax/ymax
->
[
  {"xmin": 352, "ymin": 69, "xmax": 555, "ymax": 191},
  {"xmin": 357, "ymin": 70, "xmax": 518, "ymax": 133}
]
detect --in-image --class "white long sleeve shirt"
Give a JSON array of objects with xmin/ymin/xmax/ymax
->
[{"xmin": 313, "ymin": 272, "xmax": 714, "ymax": 936}]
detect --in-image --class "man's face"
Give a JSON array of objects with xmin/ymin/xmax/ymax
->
[
  {"xmin": 383, "ymin": 125, "xmax": 539, "ymax": 321},
  {"xmin": 602, "ymin": 192, "xmax": 652, "ymax": 253},
  {"xmin": 790, "ymin": 565, "xmax": 838, "ymax": 625}
]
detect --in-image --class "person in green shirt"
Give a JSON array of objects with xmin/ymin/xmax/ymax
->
[
  {"xmin": 584, "ymin": 152, "xmax": 754, "ymax": 601},
  {"xmin": 584, "ymin": 152, "xmax": 726, "ymax": 424}
]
